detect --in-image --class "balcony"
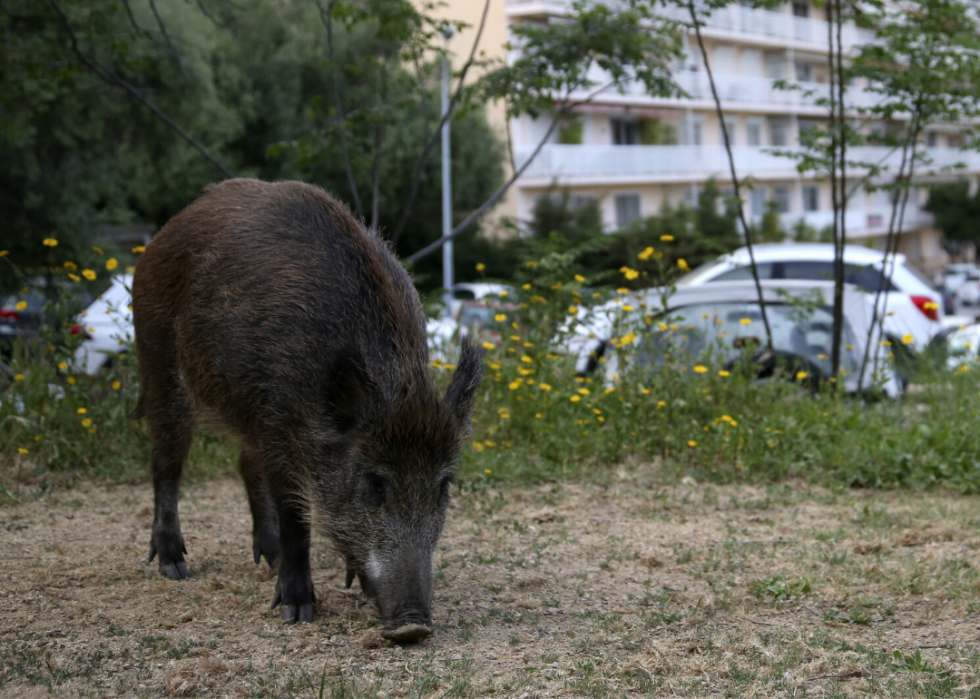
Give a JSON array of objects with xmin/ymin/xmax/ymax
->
[
  {"xmin": 506, "ymin": 0, "xmax": 876, "ymax": 51},
  {"xmin": 779, "ymin": 207, "xmax": 935, "ymax": 238},
  {"xmin": 591, "ymin": 69, "xmax": 884, "ymax": 112},
  {"xmin": 514, "ymin": 145, "xmax": 980, "ymax": 187}
]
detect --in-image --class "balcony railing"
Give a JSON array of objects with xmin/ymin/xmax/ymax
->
[
  {"xmin": 507, "ymin": 0, "xmax": 876, "ymax": 50},
  {"xmin": 779, "ymin": 207, "xmax": 935, "ymax": 237},
  {"xmin": 515, "ymin": 145, "xmax": 980, "ymax": 184},
  {"xmin": 597, "ymin": 68, "xmax": 884, "ymax": 110}
]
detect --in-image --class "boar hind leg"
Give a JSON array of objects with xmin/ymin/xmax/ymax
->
[
  {"xmin": 239, "ymin": 448, "xmax": 280, "ymax": 568},
  {"xmin": 267, "ymin": 475, "xmax": 315, "ymax": 624},
  {"xmin": 145, "ymin": 392, "xmax": 194, "ymax": 581}
]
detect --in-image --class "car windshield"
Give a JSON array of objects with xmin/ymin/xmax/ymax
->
[{"xmin": 633, "ymin": 301, "xmax": 860, "ymax": 377}]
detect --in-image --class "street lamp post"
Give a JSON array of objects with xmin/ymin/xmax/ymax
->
[{"xmin": 441, "ymin": 24, "xmax": 454, "ymax": 312}]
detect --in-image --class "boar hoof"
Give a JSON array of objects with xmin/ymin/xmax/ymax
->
[
  {"xmin": 280, "ymin": 603, "xmax": 314, "ymax": 625},
  {"xmin": 381, "ymin": 624, "xmax": 432, "ymax": 642},
  {"xmin": 148, "ymin": 537, "xmax": 188, "ymax": 580},
  {"xmin": 159, "ymin": 561, "xmax": 189, "ymax": 580}
]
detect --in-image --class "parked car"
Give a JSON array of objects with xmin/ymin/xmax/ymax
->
[
  {"xmin": 941, "ymin": 263, "xmax": 979, "ymax": 296},
  {"xmin": 953, "ymin": 272, "xmax": 980, "ymax": 307},
  {"xmin": 676, "ymin": 243, "xmax": 942, "ymax": 352},
  {"xmin": 0, "ymin": 277, "xmax": 105, "ymax": 355},
  {"xmin": 73, "ymin": 275, "xmax": 134, "ymax": 374},
  {"xmin": 571, "ymin": 280, "xmax": 902, "ymax": 398}
]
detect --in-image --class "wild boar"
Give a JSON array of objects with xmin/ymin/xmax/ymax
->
[{"xmin": 132, "ymin": 178, "xmax": 482, "ymax": 641}]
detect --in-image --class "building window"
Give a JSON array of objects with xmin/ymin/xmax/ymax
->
[
  {"xmin": 795, "ymin": 62, "xmax": 813, "ymax": 82},
  {"xmin": 772, "ymin": 186, "xmax": 791, "ymax": 214},
  {"xmin": 803, "ymin": 185, "xmax": 819, "ymax": 212},
  {"xmin": 611, "ymin": 118, "xmax": 640, "ymax": 145},
  {"xmin": 792, "ymin": 1, "xmax": 809, "ymax": 18},
  {"xmin": 569, "ymin": 194, "xmax": 597, "ymax": 211},
  {"xmin": 723, "ymin": 119, "xmax": 737, "ymax": 146},
  {"xmin": 615, "ymin": 194, "xmax": 642, "ymax": 229},
  {"xmin": 750, "ymin": 188, "xmax": 767, "ymax": 217},
  {"xmin": 926, "ymin": 131, "xmax": 938, "ymax": 147},
  {"xmin": 769, "ymin": 119, "xmax": 789, "ymax": 147},
  {"xmin": 746, "ymin": 121, "xmax": 762, "ymax": 146}
]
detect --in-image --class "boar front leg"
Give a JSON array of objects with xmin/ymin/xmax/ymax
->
[
  {"xmin": 267, "ymin": 475, "xmax": 315, "ymax": 624},
  {"xmin": 239, "ymin": 448, "xmax": 281, "ymax": 568}
]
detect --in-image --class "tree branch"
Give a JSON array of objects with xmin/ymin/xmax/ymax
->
[
  {"xmin": 317, "ymin": 0, "xmax": 363, "ymax": 221},
  {"xmin": 148, "ymin": 0, "xmax": 185, "ymax": 77},
  {"xmin": 406, "ymin": 82, "xmax": 614, "ymax": 264},
  {"xmin": 389, "ymin": 0, "xmax": 493, "ymax": 244},
  {"xmin": 46, "ymin": 0, "xmax": 234, "ymax": 179},
  {"xmin": 120, "ymin": 0, "xmax": 151, "ymax": 37},
  {"xmin": 687, "ymin": 0, "xmax": 773, "ymax": 350}
]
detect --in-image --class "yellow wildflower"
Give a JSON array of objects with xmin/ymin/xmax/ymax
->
[
  {"xmin": 43, "ymin": 238, "xmax": 58, "ymax": 247},
  {"xmin": 92, "ymin": 246, "xmax": 103, "ymax": 255},
  {"xmin": 77, "ymin": 407, "xmax": 87, "ymax": 415},
  {"xmin": 494, "ymin": 314, "xmax": 506, "ymax": 322},
  {"xmin": 574, "ymin": 274, "xmax": 586, "ymax": 283},
  {"xmin": 619, "ymin": 266, "xmax": 639, "ymax": 280},
  {"xmin": 112, "ymin": 381, "xmax": 121, "ymax": 390},
  {"xmin": 677, "ymin": 258, "xmax": 690, "ymax": 272},
  {"xmin": 18, "ymin": 447, "xmax": 28, "ymax": 455},
  {"xmin": 739, "ymin": 318, "xmax": 751, "ymax": 325},
  {"xmin": 105, "ymin": 258, "xmax": 118, "ymax": 271},
  {"xmin": 508, "ymin": 380, "xmax": 522, "ymax": 390},
  {"xmin": 657, "ymin": 400, "xmax": 666, "ymax": 408},
  {"xmin": 570, "ymin": 395, "xmax": 581, "ymax": 402},
  {"xmin": 14, "ymin": 374, "xmax": 24, "ymax": 381},
  {"xmin": 482, "ymin": 341, "xmax": 495, "ymax": 350},
  {"xmin": 58, "ymin": 362, "xmax": 68, "ymax": 371},
  {"xmin": 63, "ymin": 261, "xmax": 77, "ymax": 271},
  {"xmin": 637, "ymin": 247, "xmax": 654, "ymax": 261},
  {"xmin": 577, "ymin": 388, "xmax": 590, "ymax": 395},
  {"xmin": 498, "ymin": 290, "xmax": 509, "ymax": 297},
  {"xmin": 538, "ymin": 383, "xmax": 552, "ymax": 391},
  {"xmin": 796, "ymin": 371, "xmax": 808, "ymax": 380},
  {"xmin": 0, "ymin": 250, "xmax": 8, "ymax": 258},
  {"xmin": 484, "ymin": 468, "xmax": 492, "ymax": 474},
  {"xmin": 661, "ymin": 235, "xmax": 674, "ymax": 242},
  {"xmin": 901, "ymin": 334, "xmax": 913, "ymax": 345},
  {"xmin": 923, "ymin": 301, "xmax": 939, "ymax": 310},
  {"xmin": 688, "ymin": 440, "xmax": 697, "ymax": 447},
  {"xmin": 522, "ymin": 283, "xmax": 531, "ymax": 290},
  {"xmin": 67, "ymin": 377, "xmax": 76, "ymax": 385},
  {"xmin": 132, "ymin": 246, "xmax": 146, "ymax": 254},
  {"xmin": 616, "ymin": 288, "xmax": 629, "ymax": 295},
  {"xmin": 68, "ymin": 273, "xmax": 80, "ymax": 282},
  {"xmin": 475, "ymin": 263, "xmax": 486, "ymax": 272},
  {"xmin": 81, "ymin": 418, "xmax": 92, "ymax": 427},
  {"xmin": 82, "ymin": 269, "xmax": 96, "ymax": 281},
  {"xmin": 818, "ymin": 353, "xmax": 828, "ymax": 360},
  {"xmin": 622, "ymin": 304, "xmax": 635, "ymax": 312},
  {"xmin": 15, "ymin": 300, "xmax": 27, "ymax": 311},
  {"xmin": 520, "ymin": 356, "xmax": 533, "ymax": 364},
  {"xmin": 718, "ymin": 370, "xmax": 730, "ymax": 377},
  {"xmin": 693, "ymin": 365, "xmax": 708, "ymax": 374},
  {"xmin": 569, "ymin": 305, "xmax": 579, "ymax": 314},
  {"xmin": 473, "ymin": 442, "xmax": 484, "ymax": 452},
  {"xmin": 525, "ymin": 261, "xmax": 538, "ymax": 268}
]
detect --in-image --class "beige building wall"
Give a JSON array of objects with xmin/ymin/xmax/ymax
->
[{"xmin": 418, "ymin": 0, "xmax": 516, "ymax": 235}]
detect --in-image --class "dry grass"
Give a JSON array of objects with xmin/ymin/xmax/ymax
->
[{"xmin": 2, "ymin": 468, "xmax": 980, "ymax": 698}]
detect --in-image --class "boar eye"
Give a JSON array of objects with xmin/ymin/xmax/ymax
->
[{"xmin": 363, "ymin": 474, "xmax": 387, "ymax": 508}]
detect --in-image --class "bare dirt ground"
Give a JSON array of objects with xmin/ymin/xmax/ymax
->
[{"xmin": 2, "ymin": 470, "xmax": 980, "ymax": 698}]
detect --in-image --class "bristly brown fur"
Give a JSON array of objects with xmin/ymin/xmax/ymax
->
[{"xmin": 133, "ymin": 178, "xmax": 483, "ymax": 630}]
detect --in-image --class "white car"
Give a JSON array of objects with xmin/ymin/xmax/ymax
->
[
  {"xmin": 572, "ymin": 280, "xmax": 902, "ymax": 397},
  {"xmin": 954, "ymin": 272, "xmax": 980, "ymax": 307},
  {"xmin": 943, "ymin": 323, "xmax": 980, "ymax": 371},
  {"xmin": 73, "ymin": 275, "xmax": 134, "ymax": 374},
  {"xmin": 677, "ymin": 243, "xmax": 942, "ymax": 351}
]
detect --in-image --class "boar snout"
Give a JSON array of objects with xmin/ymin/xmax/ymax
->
[{"xmin": 369, "ymin": 549, "xmax": 434, "ymax": 642}]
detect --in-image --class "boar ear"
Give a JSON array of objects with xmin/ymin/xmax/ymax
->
[
  {"xmin": 444, "ymin": 340, "xmax": 485, "ymax": 425},
  {"xmin": 325, "ymin": 350, "xmax": 377, "ymax": 433}
]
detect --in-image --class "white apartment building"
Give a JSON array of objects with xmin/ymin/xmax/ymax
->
[{"xmin": 500, "ymin": 0, "xmax": 980, "ymax": 275}]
